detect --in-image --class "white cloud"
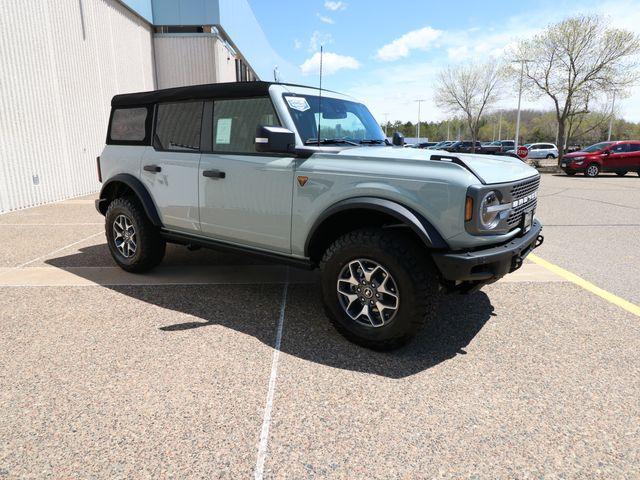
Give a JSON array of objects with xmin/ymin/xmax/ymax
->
[
  {"xmin": 324, "ymin": 1, "xmax": 347, "ymax": 11},
  {"xmin": 293, "ymin": 38, "xmax": 302, "ymax": 50},
  {"xmin": 300, "ymin": 51, "xmax": 361, "ymax": 76},
  {"xmin": 317, "ymin": 13, "xmax": 335, "ymax": 24},
  {"xmin": 376, "ymin": 26, "xmax": 442, "ymax": 61},
  {"xmin": 308, "ymin": 31, "xmax": 333, "ymax": 52}
]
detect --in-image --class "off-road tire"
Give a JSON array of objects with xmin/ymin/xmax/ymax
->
[
  {"xmin": 320, "ymin": 228, "xmax": 440, "ymax": 350},
  {"xmin": 105, "ymin": 196, "xmax": 165, "ymax": 273}
]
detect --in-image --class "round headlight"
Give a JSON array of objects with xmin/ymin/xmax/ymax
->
[{"xmin": 479, "ymin": 191, "xmax": 501, "ymax": 230}]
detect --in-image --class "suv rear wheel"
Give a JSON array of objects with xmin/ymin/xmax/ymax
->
[
  {"xmin": 585, "ymin": 163, "xmax": 600, "ymax": 177},
  {"xmin": 320, "ymin": 228, "xmax": 440, "ymax": 350},
  {"xmin": 105, "ymin": 197, "xmax": 165, "ymax": 272}
]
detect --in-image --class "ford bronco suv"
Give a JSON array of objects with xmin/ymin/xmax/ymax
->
[{"xmin": 96, "ymin": 81, "xmax": 543, "ymax": 350}]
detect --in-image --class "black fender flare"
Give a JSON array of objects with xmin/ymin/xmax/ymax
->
[
  {"xmin": 97, "ymin": 173, "xmax": 162, "ymax": 227},
  {"xmin": 304, "ymin": 197, "xmax": 448, "ymax": 257}
]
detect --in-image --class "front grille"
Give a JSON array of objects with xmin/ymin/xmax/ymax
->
[{"xmin": 507, "ymin": 176, "xmax": 540, "ymax": 227}]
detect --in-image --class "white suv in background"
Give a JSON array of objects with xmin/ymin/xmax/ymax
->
[{"xmin": 525, "ymin": 143, "xmax": 558, "ymax": 159}]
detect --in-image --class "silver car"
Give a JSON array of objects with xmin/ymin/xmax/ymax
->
[
  {"xmin": 525, "ymin": 143, "xmax": 558, "ymax": 159},
  {"xmin": 96, "ymin": 81, "xmax": 543, "ymax": 350}
]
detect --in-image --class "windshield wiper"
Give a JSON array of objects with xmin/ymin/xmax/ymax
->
[
  {"xmin": 359, "ymin": 139, "xmax": 385, "ymax": 144},
  {"xmin": 305, "ymin": 138, "xmax": 359, "ymax": 146}
]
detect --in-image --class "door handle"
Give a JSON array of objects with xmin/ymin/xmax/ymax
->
[
  {"xmin": 203, "ymin": 169, "xmax": 226, "ymax": 179},
  {"xmin": 144, "ymin": 164, "xmax": 161, "ymax": 173}
]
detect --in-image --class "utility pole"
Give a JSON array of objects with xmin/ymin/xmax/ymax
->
[
  {"xmin": 497, "ymin": 110, "xmax": 502, "ymax": 140},
  {"xmin": 513, "ymin": 60, "xmax": 531, "ymax": 150},
  {"xmin": 415, "ymin": 99, "xmax": 425, "ymax": 142},
  {"xmin": 607, "ymin": 91, "xmax": 616, "ymax": 141},
  {"xmin": 446, "ymin": 121, "xmax": 450, "ymax": 141}
]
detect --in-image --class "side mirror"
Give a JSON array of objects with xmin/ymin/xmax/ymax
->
[
  {"xmin": 603, "ymin": 149, "xmax": 611, "ymax": 155},
  {"xmin": 255, "ymin": 125, "xmax": 296, "ymax": 154},
  {"xmin": 392, "ymin": 131, "xmax": 405, "ymax": 146}
]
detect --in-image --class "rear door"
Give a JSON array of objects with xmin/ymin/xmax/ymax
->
[
  {"xmin": 198, "ymin": 96, "xmax": 294, "ymax": 253},
  {"xmin": 628, "ymin": 142, "xmax": 640, "ymax": 171},
  {"xmin": 141, "ymin": 101, "xmax": 203, "ymax": 233}
]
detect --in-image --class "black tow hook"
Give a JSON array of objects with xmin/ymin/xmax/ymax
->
[{"xmin": 535, "ymin": 235, "xmax": 544, "ymax": 249}]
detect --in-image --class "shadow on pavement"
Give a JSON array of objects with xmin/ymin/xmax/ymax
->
[{"xmin": 46, "ymin": 244, "xmax": 495, "ymax": 379}]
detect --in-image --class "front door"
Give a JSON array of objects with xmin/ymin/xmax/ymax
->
[
  {"xmin": 198, "ymin": 97, "xmax": 294, "ymax": 253},
  {"xmin": 605, "ymin": 142, "xmax": 631, "ymax": 171},
  {"xmin": 141, "ymin": 101, "xmax": 204, "ymax": 233}
]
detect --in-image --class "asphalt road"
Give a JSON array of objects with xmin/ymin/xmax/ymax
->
[{"xmin": 0, "ymin": 173, "xmax": 638, "ymax": 479}]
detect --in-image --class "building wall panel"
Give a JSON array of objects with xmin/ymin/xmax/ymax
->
[
  {"xmin": 0, "ymin": 0, "xmax": 155, "ymax": 213},
  {"xmin": 154, "ymin": 34, "xmax": 225, "ymax": 89}
]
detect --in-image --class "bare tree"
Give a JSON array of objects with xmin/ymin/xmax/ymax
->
[
  {"xmin": 510, "ymin": 15, "xmax": 640, "ymax": 160},
  {"xmin": 434, "ymin": 62, "xmax": 503, "ymax": 150}
]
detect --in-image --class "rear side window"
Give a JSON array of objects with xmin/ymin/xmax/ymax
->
[
  {"xmin": 630, "ymin": 144, "xmax": 640, "ymax": 152},
  {"xmin": 155, "ymin": 101, "xmax": 204, "ymax": 152},
  {"xmin": 611, "ymin": 143, "xmax": 629, "ymax": 153},
  {"xmin": 110, "ymin": 107, "xmax": 148, "ymax": 142},
  {"xmin": 212, "ymin": 97, "xmax": 280, "ymax": 153}
]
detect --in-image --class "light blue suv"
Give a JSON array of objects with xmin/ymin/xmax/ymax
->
[{"xmin": 96, "ymin": 81, "xmax": 543, "ymax": 349}]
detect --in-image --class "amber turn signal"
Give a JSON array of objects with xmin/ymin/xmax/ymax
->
[{"xmin": 465, "ymin": 196, "xmax": 473, "ymax": 221}]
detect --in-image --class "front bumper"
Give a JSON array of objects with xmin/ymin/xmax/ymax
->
[{"xmin": 432, "ymin": 220, "xmax": 543, "ymax": 285}]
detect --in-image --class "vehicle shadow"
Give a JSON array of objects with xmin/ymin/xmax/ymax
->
[{"xmin": 45, "ymin": 244, "xmax": 495, "ymax": 379}]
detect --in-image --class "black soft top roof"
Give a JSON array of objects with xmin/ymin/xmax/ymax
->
[{"xmin": 111, "ymin": 81, "xmax": 322, "ymax": 108}]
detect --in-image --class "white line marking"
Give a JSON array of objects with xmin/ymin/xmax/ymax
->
[
  {"xmin": 13, "ymin": 232, "xmax": 103, "ymax": 270},
  {"xmin": 254, "ymin": 272, "xmax": 289, "ymax": 480},
  {"xmin": 0, "ymin": 223, "xmax": 103, "ymax": 226}
]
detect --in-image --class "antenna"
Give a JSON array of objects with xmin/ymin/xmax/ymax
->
[{"xmin": 317, "ymin": 45, "xmax": 323, "ymax": 146}]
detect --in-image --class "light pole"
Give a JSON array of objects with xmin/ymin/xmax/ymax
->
[
  {"xmin": 513, "ymin": 60, "xmax": 531, "ymax": 150},
  {"xmin": 607, "ymin": 91, "xmax": 616, "ymax": 141},
  {"xmin": 415, "ymin": 99, "xmax": 425, "ymax": 142},
  {"xmin": 446, "ymin": 120, "xmax": 450, "ymax": 141},
  {"xmin": 383, "ymin": 113, "xmax": 389, "ymax": 137},
  {"xmin": 497, "ymin": 109, "xmax": 502, "ymax": 140}
]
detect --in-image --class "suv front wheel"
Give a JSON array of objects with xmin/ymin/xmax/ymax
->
[
  {"xmin": 320, "ymin": 228, "xmax": 440, "ymax": 350},
  {"xmin": 105, "ymin": 197, "xmax": 166, "ymax": 272}
]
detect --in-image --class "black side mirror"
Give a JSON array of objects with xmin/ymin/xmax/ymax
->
[
  {"xmin": 255, "ymin": 125, "xmax": 296, "ymax": 154},
  {"xmin": 603, "ymin": 149, "xmax": 611, "ymax": 155},
  {"xmin": 392, "ymin": 131, "xmax": 405, "ymax": 146}
]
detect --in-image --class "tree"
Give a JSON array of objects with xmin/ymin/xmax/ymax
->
[
  {"xmin": 434, "ymin": 62, "xmax": 503, "ymax": 149},
  {"xmin": 510, "ymin": 15, "xmax": 640, "ymax": 160}
]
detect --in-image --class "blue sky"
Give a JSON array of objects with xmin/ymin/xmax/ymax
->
[{"xmin": 250, "ymin": 0, "xmax": 640, "ymax": 123}]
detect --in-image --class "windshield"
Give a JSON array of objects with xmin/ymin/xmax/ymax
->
[
  {"xmin": 583, "ymin": 141, "xmax": 613, "ymax": 153},
  {"xmin": 283, "ymin": 94, "xmax": 385, "ymax": 144}
]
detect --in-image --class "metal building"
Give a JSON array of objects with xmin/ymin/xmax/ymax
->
[{"xmin": 0, "ymin": 0, "xmax": 294, "ymax": 213}]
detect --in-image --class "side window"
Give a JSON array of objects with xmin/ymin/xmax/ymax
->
[
  {"xmin": 212, "ymin": 97, "xmax": 280, "ymax": 153},
  {"xmin": 110, "ymin": 107, "xmax": 148, "ymax": 142},
  {"xmin": 611, "ymin": 143, "xmax": 629, "ymax": 153},
  {"xmin": 155, "ymin": 101, "xmax": 203, "ymax": 152},
  {"xmin": 629, "ymin": 143, "xmax": 640, "ymax": 152}
]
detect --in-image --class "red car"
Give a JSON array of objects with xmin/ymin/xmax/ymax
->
[{"xmin": 561, "ymin": 141, "xmax": 640, "ymax": 177}]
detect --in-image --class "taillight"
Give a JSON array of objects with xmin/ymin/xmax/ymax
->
[{"xmin": 96, "ymin": 156, "xmax": 102, "ymax": 183}]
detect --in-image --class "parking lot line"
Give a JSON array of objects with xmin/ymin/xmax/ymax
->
[
  {"xmin": 254, "ymin": 274, "xmax": 289, "ymax": 480},
  {"xmin": 529, "ymin": 253, "xmax": 640, "ymax": 317},
  {"xmin": 0, "ymin": 231, "xmax": 103, "ymax": 275}
]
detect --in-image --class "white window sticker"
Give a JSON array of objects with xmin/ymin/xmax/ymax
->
[
  {"xmin": 216, "ymin": 118, "xmax": 232, "ymax": 144},
  {"xmin": 285, "ymin": 96, "xmax": 310, "ymax": 112}
]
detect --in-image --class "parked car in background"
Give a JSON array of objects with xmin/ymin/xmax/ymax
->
[
  {"xmin": 445, "ymin": 141, "xmax": 482, "ymax": 153},
  {"xmin": 499, "ymin": 140, "xmax": 515, "ymax": 153},
  {"xmin": 412, "ymin": 142, "xmax": 438, "ymax": 149},
  {"xmin": 427, "ymin": 141, "xmax": 454, "ymax": 150},
  {"xmin": 561, "ymin": 140, "xmax": 640, "ymax": 177},
  {"xmin": 525, "ymin": 143, "xmax": 558, "ymax": 159},
  {"xmin": 565, "ymin": 144, "xmax": 582, "ymax": 153},
  {"xmin": 480, "ymin": 141, "xmax": 503, "ymax": 154}
]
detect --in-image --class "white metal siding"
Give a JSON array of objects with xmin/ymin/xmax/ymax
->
[
  {"xmin": 154, "ymin": 34, "xmax": 236, "ymax": 89},
  {"xmin": 0, "ymin": 0, "xmax": 155, "ymax": 213}
]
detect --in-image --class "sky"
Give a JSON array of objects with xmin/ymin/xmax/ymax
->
[{"xmin": 249, "ymin": 0, "xmax": 640, "ymax": 124}]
